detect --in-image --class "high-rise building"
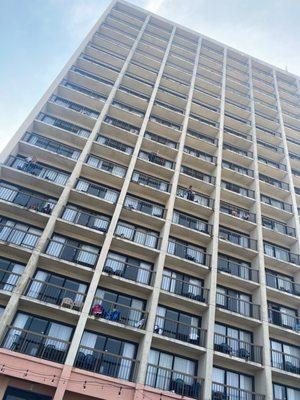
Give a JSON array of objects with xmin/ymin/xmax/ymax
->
[{"xmin": 0, "ymin": 1, "xmax": 299, "ymax": 399}]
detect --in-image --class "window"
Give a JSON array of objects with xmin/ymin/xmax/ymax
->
[
  {"xmin": 115, "ymin": 221, "xmax": 159, "ymax": 248},
  {"xmin": 2, "ymin": 312, "xmax": 72, "ymax": 363},
  {"xmin": 216, "ymin": 286, "xmax": 252, "ymax": 317},
  {"xmin": 61, "ymin": 204, "xmax": 110, "ymax": 232},
  {"xmin": 161, "ymin": 268, "xmax": 204, "ymax": 300},
  {"xmin": 4, "ymin": 387, "xmax": 52, "ymax": 400},
  {"xmin": 0, "ymin": 218, "xmax": 42, "ymax": 249},
  {"xmin": 0, "ymin": 257, "xmax": 25, "ymax": 292},
  {"xmin": 214, "ymin": 323, "xmax": 253, "ymax": 360},
  {"xmin": 104, "ymin": 252, "xmax": 153, "ymax": 285},
  {"xmin": 266, "ymin": 269, "xmax": 295, "ymax": 294},
  {"xmin": 268, "ymin": 302, "xmax": 298, "ymax": 330},
  {"xmin": 26, "ymin": 269, "xmax": 87, "ymax": 306},
  {"xmin": 273, "ymin": 383, "xmax": 300, "ymax": 400},
  {"xmin": 218, "ymin": 254, "xmax": 253, "ymax": 281},
  {"xmin": 76, "ymin": 331, "xmax": 137, "ymax": 381},
  {"xmin": 124, "ymin": 195, "xmax": 164, "ymax": 218},
  {"xmin": 86, "ymin": 155, "xmax": 126, "ymax": 177},
  {"xmin": 168, "ymin": 237, "xmax": 206, "ymax": 265},
  {"xmin": 75, "ymin": 179, "xmax": 119, "ymax": 203},
  {"xmin": 212, "ymin": 367, "xmax": 253, "ymax": 398},
  {"xmin": 45, "ymin": 234, "xmax": 99, "ymax": 267},
  {"xmin": 270, "ymin": 339, "xmax": 300, "ymax": 374},
  {"xmin": 173, "ymin": 211, "xmax": 209, "ymax": 233},
  {"xmin": 264, "ymin": 241, "xmax": 290, "ymax": 262},
  {"xmin": 93, "ymin": 288, "xmax": 145, "ymax": 327}
]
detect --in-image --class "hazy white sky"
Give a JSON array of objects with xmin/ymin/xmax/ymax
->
[{"xmin": 0, "ymin": 0, "xmax": 299, "ymax": 152}]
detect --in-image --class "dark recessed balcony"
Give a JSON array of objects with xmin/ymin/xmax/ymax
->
[
  {"xmin": 214, "ymin": 333, "xmax": 263, "ymax": 363},
  {"xmin": 61, "ymin": 206, "xmax": 110, "ymax": 232},
  {"xmin": 266, "ymin": 273, "xmax": 300, "ymax": 297},
  {"xmin": 0, "ymin": 223, "xmax": 41, "ymax": 250},
  {"xmin": 220, "ymin": 201, "xmax": 256, "ymax": 223},
  {"xmin": 131, "ymin": 171, "xmax": 170, "ymax": 192},
  {"xmin": 212, "ymin": 382, "xmax": 265, "ymax": 400},
  {"xmin": 2, "ymin": 326, "xmax": 70, "ymax": 364},
  {"xmin": 145, "ymin": 364, "xmax": 203, "ymax": 399},
  {"xmin": 177, "ymin": 186, "xmax": 214, "ymax": 208},
  {"xmin": 218, "ymin": 257, "xmax": 259, "ymax": 282},
  {"xmin": 173, "ymin": 210, "xmax": 212, "ymax": 235},
  {"xmin": 168, "ymin": 239, "xmax": 210, "ymax": 267},
  {"xmin": 0, "ymin": 268, "xmax": 23, "ymax": 293},
  {"xmin": 124, "ymin": 195, "xmax": 166, "ymax": 218},
  {"xmin": 138, "ymin": 150, "xmax": 174, "ymax": 169},
  {"xmin": 268, "ymin": 307, "xmax": 300, "ymax": 331},
  {"xmin": 271, "ymin": 349, "xmax": 300, "ymax": 375},
  {"xmin": 37, "ymin": 113, "xmax": 90, "ymax": 138},
  {"xmin": 25, "ymin": 278, "xmax": 86, "ymax": 310},
  {"xmin": 219, "ymin": 228, "xmax": 257, "ymax": 251},
  {"xmin": 115, "ymin": 222, "xmax": 160, "ymax": 249},
  {"xmin": 216, "ymin": 292, "xmax": 261, "ymax": 320},
  {"xmin": 75, "ymin": 346, "xmax": 138, "ymax": 382}
]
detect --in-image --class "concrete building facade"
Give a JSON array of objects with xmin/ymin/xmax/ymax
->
[{"xmin": 0, "ymin": 1, "xmax": 299, "ymax": 399}]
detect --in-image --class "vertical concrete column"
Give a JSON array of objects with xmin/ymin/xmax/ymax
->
[
  {"xmin": 60, "ymin": 23, "xmax": 177, "ymax": 374},
  {"xmin": 248, "ymin": 59, "xmax": 273, "ymax": 399},
  {"xmin": 201, "ymin": 48, "xmax": 227, "ymax": 400},
  {"xmin": 0, "ymin": 0, "xmax": 120, "ymax": 340},
  {"xmin": 135, "ymin": 36, "xmax": 203, "ymax": 386}
]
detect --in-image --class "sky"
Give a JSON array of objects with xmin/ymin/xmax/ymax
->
[{"xmin": 0, "ymin": 0, "xmax": 300, "ymax": 152}]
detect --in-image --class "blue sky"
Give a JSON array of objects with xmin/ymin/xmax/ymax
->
[{"xmin": 1, "ymin": 0, "xmax": 299, "ymax": 151}]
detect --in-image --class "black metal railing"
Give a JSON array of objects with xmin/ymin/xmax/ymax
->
[
  {"xmin": 115, "ymin": 223, "xmax": 160, "ymax": 249},
  {"xmin": 103, "ymin": 257, "xmax": 153, "ymax": 286},
  {"xmin": 218, "ymin": 258, "xmax": 259, "ymax": 282},
  {"xmin": 177, "ymin": 186, "xmax": 214, "ymax": 208},
  {"xmin": 75, "ymin": 346, "xmax": 138, "ymax": 382},
  {"xmin": 214, "ymin": 333, "xmax": 263, "ymax": 363},
  {"xmin": 168, "ymin": 240, "xmax": 210, "ymax": 267},
  {"xmin": 266, "ymin": 273, "xmax": 300, "ymax": 296},
  {"xmin": 145, "ymin": 364, "xmax": 203, "ymax": 399},
  {"xmin": 2, "ymin": 326, "xmax": 70, "ymax": 364},
  {"xmin": 0, "ymin": 224, "xmax": 41, "ymax": 249},
  {"xmin": 271, "ymin": 349, "xmax": 300, "ymax": 375},
  {"xmin": 268, "ymin": 308, "xmax": 300, "ymax": 331},
  {"xmin": 0, "ymin": 269, "xmax": 22, "ymax": 292},
  {"xmin": 25, "ymin": 278, "xmax": 86, "ymax": 310},
  {"xmin": 220, "ymin": 201, "xmax": 256, "ymax": 223},
  {"xmin": 219, "ymin": 228, "xmax": 257, "ymax": 250},
  {"xmin": 216, "ymin": 292, "xmax": 261, "ymax": 320},
  {"xmin": 61, "ymin": 206, "xmax": 110, "ymax": 232},
  {"xmin": 124, "ymin": 195, "xmax": 165, "ymax": 218},
  {"xmin": 212, "ymin": 382, "xmax": 265, "ymax": 400}
]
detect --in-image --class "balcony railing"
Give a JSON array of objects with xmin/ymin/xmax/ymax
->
[
  {"xmin": 173, "ymin": 211, "xmax": 212, "ymax": 235},
  {"xmin": 0, "ymin": 269, "xmax": 22, "ymax": 292},
  {"xmin": 2, "ymin": 326, "xmax": 70, "ymax": 364},
  {"xmin": 5, "ymin": 156, "xmax": 69, "ymax": 185},
  {"xmin": 145, "ymin": 364, "xmax": 203, "ymax": 399},
  {"xmin": 168, "ymin": 239, "xmax": 210, "ymax": 267},
  {"xmin": 221, "ymin": 181, "xmax": 255, "ymax": 199},
  {"xmin": 132, "ymin": 171, "xmax": 170, "ymax": 192},
  {"xmin": 187, "ymin": 128, "xmax": 218, "ymax": 145},
  {"xmin": 214, "ymin": 333, "xmax": 263, "ymax": 363},
  {"xmin": 115, "ymin": 223, "xmax": 160, "ymax": 249},
  {"xmin": 86, "ymin": 155, "xmax": 127, "ymax": 178},
  {"xmin": 181, "ymin": 166, "xmax": 215, "ymax": 185},
  {"xmin": 96, "ymin": 134, "xmax": 133, "ymax": 154},
  {"xmin": 104, "ymin": 116, "xmax": 140, "ymax": 134},
  {"xmin": 0, "ymin": 184, "xmax": 56, "ymax": 214},
  {"xmin": 103, "ymin": 257, "xmax": 153, "ymax": 286},
  {"xmin": 271, "ymin": 349, "xmax": 300, "ymax": 375},
  {"xmin": 219, "ymin": 228, "xmax": 257, "ymax": 250},
  {"xmin": 91, "ymin": 296, "xmax": 147, "ymax": 328},
  {"xmin": 177, "ymin": 186, "xmax": 214, "ymax": 208},
  {"xmin": 220, "ymin": 201, "xmax": 256, "ymax": 223},
  {"xmin": 259, "ymin": 174, "xmax": 289, "ymax": 191},
  {"xmin": 138, "ymin": 151, "xmax": 174, "ymax": 169},
  {"xmin": 144, "ymin": 131, "xmax": 178, "ymax": 149},
  {"xmin": 61, "ymin": 206, "xmax": 110, "ymax": 232},
  {"xmin": 262, "ymin": 219, "xmax": 296, "ymax": 237},
  {"xmin": 212, "ymin": 382, "xmax": 265, "ymax": 400},
  {"xmin": 266, "ymin": 273, "xmax": 300, "ymax": 296},
  {"xmin": 218, "ymin": 258, "xmax": 259, "ymax": 282},
  {"xmin": 124, "ymin": 195, "xmax": 165, "ymax": 218},
  {"xmin": 37, "ymin": 113, "xmax": 90, "ymax": 138},
  {"xmin": 23, "ymin": 132, "xmax": 81, "ymax": 160},
  {"xmin": 184, "ymin": 146, "xmax": 217, "ymax": 164},
  {"xmin": 154, "ymin": 315, "xmax": 206, "ymax": 347},
  {"xmin": 268, "ymin": 308, "xmax": 300, "ymax": 331},
  {"xmin": 0, "ymin": 224, "xmax": 41, "ymax": 249},
  {"xmin": 161, "ymin": 274, "xmax": 209, "ymax": 302},
  {"xmin": 75, "ymin": 345, "xmax": 138, "ymax": 382},
  {"xmin": 75, "ymin": 179, "xmax": 119, "ymax": 204},
  {"xmin": 216, "ymin": 292, "xmax": 261, "ymax": 320},
  {"xmin": 45, "ymin": 239, "xmax": 99, "ymax": 268},
  {"xmin": 25, "ymin": 278, "xmax": 86, "ymax": 310},
  {"xmin": 264, "ymin": 248, "xmax": 300, "ymax": 266}
]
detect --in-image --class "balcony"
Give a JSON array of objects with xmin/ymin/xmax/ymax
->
[
  {"xmin": 266, "ymin": 273, "xmax": 300, "ymax": 297},
  {"xmin": 75, "ymin": 179, "xmax": 119, "ymax": 204},
  {"xmin": 138, "ymin": 150, "xmax": 174, "ymax": 169},
  {"xmin": 5, "ymin": 156, "xmax": 69, "ymax": 186},
  {"xmin": 144, "ymin": 131, "xmax": 178, "ymax": 149},
  {"xmin": 173, "ymin": 210, "xmax": 212, "ymax": 235},
  {"xmin": 96, "ymin": 134, "xmax": 133, "ymax": 154},
  {"xmin": 25, "ymin": 278, "xmax": 86, "ymax": 310},
  {"xmin": 23, "ymin": 132, "xmax": 81, "ymax": 160},
  {"xmin": 216, "ymin": 292, "xmax": 261, "ymax": 320},
  {"xmin": 268, "ymin": 308, "xmax": 300, "ymax": 331},
  {"xmin": 124, "ymin": 195, "xmax": 165, "ymax": 218},
  {"xmin": 168, "ymin": 239, "xmax": 210, "ymax": 267},
  {"xmin": 91, "ymin": 296, "xmax": 147, "ymax": 329},
  {"xmin": 271, "ymin": 349, "xmax": 300, "ymax": 375},
  {"xmin": 103, "ymin": 256, "xmax": 153, "ymax": 286},
  {"xmin": 181, "ymin": 165, "xmax": 215, "ymax": 185},
  {"xmin": 131, "ymin": 171, "xmax": 170, "ymax": 193},
  {"xmin": 0, "ymin": 268, "xmax": 22, "ymax": 293},
  {"xmin": 0, "ymin": 223, "xmax": 41, "ymax": 250},
  {"xmin": 0, "ymin": 183, "xmax": 56, "ymax": 214},
  {"xmin": 61, "ymin": 79, "xmax": 108, "ymax": 102},
  {"xmin": 37, "ymin": 113, "xmax": 90, "ymax": 138},
  {"xmin": 115, "ymin": 222, "xmax": 160, "ymax": 249},
  {"xmin": 211, "ymin": 382, "xmax": 264, "ymax": 400},
  {"xmin": 221, "ymin": 181, "xmax": 255, "ymax": 200},
  {"xmin": 154, "ymin": 315, "xmax": 206, "ymax": 347},
  {"xmin": 219, "ymin": 227, "xmax": 257, "ymax": 251},
  {"xmin": 176, "ymin": 186, "xmax": 214, "ymax": 209},
  {"xmin": 262, "ymin": 217, "xmax": 296, "ymax": 237},
  {"xmin": 45, "ymin": 238, "xmax": 100, "ymax": 268},
  {"xmin": 49, "ymin": 95, "xmax": 100, "ymax": 119},
  {"xmin": 61, "ymin": 205, "xmax": 110, "ymax": 232},
  {"xmin": 214, "ymin": 333, "xmax": 263, "ymax": 363},
  {"xmin": 2, "ymin": 326, "xmax": 70, "ymax": 364},
  {"xmin": 104, "ymin": 116, "xmax": 140, "ymax": 134},
  {"xmin": 220, "ymin": 201, "xmax": 256, "ymax": 223},
  {"xmin": 145, "ymin": 364, "xmax": 203, "ymax": 399},
  {"xmin": 161, "ymin": 273, "xmax": 209, "ymax": 303},
  {"xmin": 75, "ymin": 346, "xmax": 138, "ymax": 381},
  {"xmin": 218, "ymin": 257, "xmax": 259, "ymax": 282},
  {"xmin": 264, "ymin": 243, "xmax": 300, "ymax": 266}
]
